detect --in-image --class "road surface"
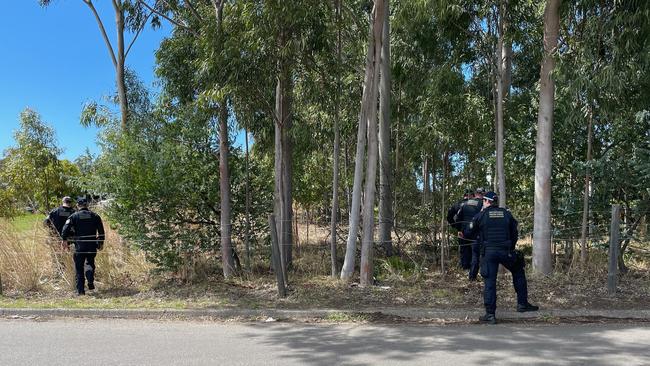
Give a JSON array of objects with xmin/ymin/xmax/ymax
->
[{"xmin": 1, "ymin": 318, "xmax": 649, "ymax": 365}]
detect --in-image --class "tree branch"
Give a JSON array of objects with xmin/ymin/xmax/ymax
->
[
  {"xmin": 84, "ymin": 0, "xmax": 118, "ymax": 68},
  {"xmin": 137, "ymin": 0, "xmax": 199, "ymax": 36},
  {"xmin": 125, "ymin": 8, "xmax": 154, "ymax": 58},
  {"xmin": 184, "ymin": 0, "xmax": 203, "ymax": 22}
]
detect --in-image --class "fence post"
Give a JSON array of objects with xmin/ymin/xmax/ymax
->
[
  {"xmin": 608, "ymin": 204, "xmax": 621, "ymax": 296},
  {"xmin": 268, "ymin": 214, "xmax": 286, "ymax": 298}
]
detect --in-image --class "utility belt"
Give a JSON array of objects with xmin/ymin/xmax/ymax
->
[{"xmin": 480, "ymin": 242, "xmax": 512, "ymax": 256}]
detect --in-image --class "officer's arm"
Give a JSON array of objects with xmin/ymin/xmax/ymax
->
[
  {"xmin": 60, "ymin": 216, "xmax": 73, "ymax": 240},
  {"xmin": 463, "ymin": 213, "xmax": 481, "ymax": 239},
  {"xmin": 446, "ymin": 204, "xmax": 457, "ymax": 225},
  {"xmin": 509, "ymin": 214, "xmax": 519, "ymax": 249},
  {"xmin": 43, "ymin": 209, "xmax": 55, "ymax": 228},
  {"xmin": 96, "ymin": 215, "xmax": 106, "ymax": 248}
]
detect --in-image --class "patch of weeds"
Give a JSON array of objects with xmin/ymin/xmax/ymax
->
[{"xmin": 325, "ymin": 312, "xmax": 371, "ymax": 323}]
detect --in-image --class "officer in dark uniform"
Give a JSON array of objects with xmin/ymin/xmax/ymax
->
[
  {"xmin": 467, "ymin": 188, "xmax": 485, "ymax": 281},
  {"xmin": 455, "ymin": 188, "xmax": 484, "ymax": 277},
  {"xmin": 447, "ymin": 189, "xmax": 470, "ymax": 231},
  {"xmin": 61, "ymin": 198, "xmax": 105, "ymax": 295},
  {"xmin": 44, "ymin": 196, "xmax": 76, "ymax": 237},
  {"xmin": 464, "ymin": 191, "xmax": 538, "ymax": 324}
]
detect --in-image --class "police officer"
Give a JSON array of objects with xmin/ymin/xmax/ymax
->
[
  {"xmin": 44, "ymin": 196, "xmax": 76, "ymax": 237},
  {"xmin": 61, "ymin": 198, "xmax": 105, "ymax": 295},
  {"xmin": 467, "ymin": 188, "xmax": 485, "ymax": 281},
  {"xmin": 464, "ymin": 191, "xmax": 538, "ymax": 324},
  {"xmin": 447, "ymin": 189, "xmax": 470, "ymax": 231},
  {"xmin": 456, "ymin": 188, "xmax": 484, "ymax": 278}
]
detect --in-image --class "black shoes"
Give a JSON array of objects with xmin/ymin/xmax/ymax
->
[
  {"xmin": 479, "ymin": 313, "xmax": 496, "ymax": 324},
  {"xmin": 77, "ymin": 291, "xmax": 85, "ymax": 296},
  {"xmin": 517, "ymin": 303, "xmax": 539, "ymax": 312},
  {"xmin": 88, "ymin": 283, "xmax": 95, "ymax": 291}
]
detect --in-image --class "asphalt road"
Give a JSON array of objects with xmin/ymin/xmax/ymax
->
[{"xmin": 1, "ymin": 318, "xmax": 649, "ymax": 366}]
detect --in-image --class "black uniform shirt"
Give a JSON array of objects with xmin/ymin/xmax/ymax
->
[
  {"xmin": 464, "ymin": 205, "xmax": 518, "ymax": 251},
  {"xmin": 61, "ymin": 208, "xmax": 105, "ymax": 251},
  {"xmin": 44, "ymin": 206, "xmax": 76, "ymax": 236}
]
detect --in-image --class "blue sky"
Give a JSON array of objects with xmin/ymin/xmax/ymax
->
[{"xmin": 0, "ymin": 1, "xmax": 170, "ymax": 160}]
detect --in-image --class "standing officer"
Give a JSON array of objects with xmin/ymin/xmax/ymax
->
[
  {"xmin": 61, "ymin": 198, "xmax": 105, "ymax": 295},
  {"xmin": 44, "ymin": 196, "xmax": 76, "ymax": 238},
  {"xmin": 455, "ymin": 188, "xmax": 484, "ymax": 278},
  {"xmin": 467, "ymin": 188, "xmax": 485, "ymax": 281},
  {"xmin": 464, "ymin": 191, "xmax": 538, "ymax": 324}
]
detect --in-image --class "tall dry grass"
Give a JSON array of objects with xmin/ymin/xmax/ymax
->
[
  {"xmin": 0, "ymin": 220, "xmax": 53, "ymax": 292},
  {"xmin": 0, "ymin": 217, "xmax": 152, "ymax": 294}
]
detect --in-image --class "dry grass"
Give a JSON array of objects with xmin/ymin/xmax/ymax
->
[
  {"xmin": 0, "ymin": 215, "xmax": 152, "ymax": 294},
  {"xmin": 1, "ymin": 216, "xmax": 649, "ymax": 312}
]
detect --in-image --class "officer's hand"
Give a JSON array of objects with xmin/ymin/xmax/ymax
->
[
  {"xmin": 458, "ymin": 231, "xmax": 464, "ymax": 238},
  {"xmin": 61, "ymin": 241, "xmax": 68, "ymax": 251}
]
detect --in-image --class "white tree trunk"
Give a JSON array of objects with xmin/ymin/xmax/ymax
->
[
  {"xmin": 495, "ymin": 0, "xmax": 509, "ymax": 207},
  {"xmin": 378, "ymin": 0, "xmax": 393, "ymax": 257},
  {"xmin": 341, "ymin": 0, "xmax": 385, "ymax": 281},
  {"xmin": 274, "ymin": 54, "xmax": 293, "ymax": 276},
  {"xmin": 330, "ymin": 0, "xmax": 342, "ymax": 278},
  {"xmin": 580, "ymin": 106, "xmax": 593, "ymax": 264},
  {"xmin": 532, "ymin": 0, "xmax": 560, "ymax": 276},
  {"xmin": 113, "ymin": 1, "xmax": 128, "ymax": 131},
  {"xmin": 219, "ymin": 101, "xmax": 235, "ymax": 277}
]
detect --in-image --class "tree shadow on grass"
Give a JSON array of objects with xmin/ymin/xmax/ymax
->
[{"xmin": 241, "ymin": 322, "xmax": 650, "ymax": 366}]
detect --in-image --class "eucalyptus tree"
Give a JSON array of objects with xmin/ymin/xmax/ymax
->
[
  {"xmin": 0, "ymin": 109, "xmax": 62, "ymax": 213},
  {"xmin": 532, "ymin": 0, "xmax": 560, "ymax": 276},
  {"xmin": 378, "ymin": 0, "xmax": 394, "ymax": 256},
  {"xmin": 39, "ymin": 0, "xmax": 160, "ymax": 131},
  {"xmin": 341, "ymin": 0, "xmax": 386, "ymax": 283}
]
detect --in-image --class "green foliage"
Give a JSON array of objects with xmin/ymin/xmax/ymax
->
[{"xmin": 0, "ymin": 109, "xmax": 80, "ymax": 216}]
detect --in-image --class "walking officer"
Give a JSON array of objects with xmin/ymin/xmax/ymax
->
[
  {"xmin": 455, "ymin": 188, "xmax": 484, "ymax": 278},
  {"xmin": 44, "ymin": 196, "xmax": 76, "ymax": 237},
  {"xmin": 61, "ymin": 198, "xmax": 105, "ymax": 295},
  {"xmin": 464, "ymin": 191, "xmax": 538, "ymax": 324}
]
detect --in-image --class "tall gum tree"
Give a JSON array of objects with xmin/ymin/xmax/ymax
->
[
  {"xmin": 378, "ymin": 0, "xmax": 393, "ymax": 257},
  {"xmin": 39, "ymin": 0, "xmax": 158, "ymax": 131},
  {"xmin": 341, "ymin": 0, "xmax": 385, "ymax": 282},
  {"xmin": 533, "ymin": 0, "xmax": 560, "ymax": 276}
]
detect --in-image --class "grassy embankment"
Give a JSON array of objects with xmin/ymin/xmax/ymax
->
[{"xmin": 1, "ymin": 213, "xmax": 649, "ymax": 311}]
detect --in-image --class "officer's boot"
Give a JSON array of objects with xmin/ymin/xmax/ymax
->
[
  {"xmin": 517, "ymin": 302, "xmax": 539, "ymax": 312},
  {"xmin": 479, "ymin": 313, "xmax": 496, "ymax": 324}
]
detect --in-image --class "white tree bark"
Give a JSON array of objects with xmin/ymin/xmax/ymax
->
[
  {"xmin": 378, "ymin": 0, "xmax": 393, "ymax": 257},
  {"xmin": 330, "ymin": 0, "xmax": 343, "ymax": 278},
  {"xmin": 580, "ymin": 105, "xmax": 593, "ymax": 264},
  {"xmin": 533, "ymin": 0, "xmax": 561, "ymax": 276},
  {"xmin": 341, "ymin": 1, "xmax": 385, "ymax": 281},
  {"xmin": 219, "ymin": 101, "xmax": 234, "ymax": 277}
]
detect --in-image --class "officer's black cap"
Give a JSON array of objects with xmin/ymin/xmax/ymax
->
[
  {"xmin": 62, "ymin": 196, "xmax": 73, "ymax": 204},
  {"xmin": 77, "ymin": 198, "xmax": 88, "ymax": 206},
  {"xmin": 475, "ymin": 187, "xmax": 486, "ymax": 194},
  {"xmin": 483, "ymin": 191, "xmax": 498, "ymax": 202}
]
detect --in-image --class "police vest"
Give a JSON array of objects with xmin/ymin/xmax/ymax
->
[
  {"xmin": 458, "ymin": 198, "xmax": 482, "ymax": 229},
  {"xmin": 481, "ymin": 207, "xmax": 512, "ymax": 250},
  {"xmin": 48, "ymin": 206, "xmax": 75, "ymax": 234}
]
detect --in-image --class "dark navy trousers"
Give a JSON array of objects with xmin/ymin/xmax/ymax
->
[
  {"xmin": 469, "ymin": 241, "xmax": 481, "ymax": 280},
  {"xmin": 73, "ymin": 251, "xmax": 96, "ymax": 294},
  {"xmin": 459, "ymin": 238, "xmax": 473, "ymax": 270},
  {"xmin": 481, "ymin": 249, "xmax": 528, "ymax": 314}
]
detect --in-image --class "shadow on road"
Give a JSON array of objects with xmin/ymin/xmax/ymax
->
[{"xmin": 242, "ymin": 322, "xmax": 650, "ymax": 366}]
